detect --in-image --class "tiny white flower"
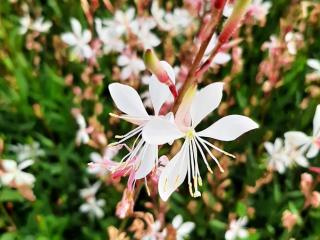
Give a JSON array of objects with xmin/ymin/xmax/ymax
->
[
  {"xmin": 285, "ymin": 31, "xmax": 303, "ymax": 55},
  {"xmin": 285, "ymin": 104, "xmax": 320, "ymax": 159},
  {"xmin": 264, "ymin": 138, "xmax": 290, "ymax": 174},
  {"xmin": 104, "ymin": 8, "xmax": 136, "ymax": 36},
  {"xmin": 95, "ymin": 18, "xmax": 125, "ymax": 54},
  {"xmin": 79, "ymin": 182, "xmax": 105, "ymax": 219},
  {"xmin": 117, "ymin": 54, "xmax": 146, "ymax": 80},
  {"xmin": 19, "ymin": 15, "xmax": 52, "ymax": 35},
  {"xmin": 131, "ymin": 18, "xmax": 160, "ymax": 49},
  {"xmin": 9, "ymin": 142, "xmax": 45, "ymax": 162},
  {"xmin": 0, "ymin": 159, "xmax": 35, "ymax": 187},
  {"xmin": 172, "ymin": 215, "xmax": 195, "ymax": 240},
  {"xmin": 75, "ymin": 114, "xmax": 90, "ymax": 145},
  {"xmin": 142, "ymin": 221, "xmax": 167, "ymax": 240},
  {"xmin": 225, "ymin": 217, "xmax": 249, "ymax": 240},
  {"xmin": 61, "ymin": 18, "xmax": 93, "ymax": 59},
  {"xmin": 143, "ymin": 83, "xmax": 258, "ymax": 201}
]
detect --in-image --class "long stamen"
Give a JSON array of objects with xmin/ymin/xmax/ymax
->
[
  {"xmin": 115, "ymin": 125, "xmax": 143, "ymax": 139},
  {"xmin": 191, "ymin": 138, "xmax": 202, "ymax": 187},
  {"xmin": 193, "ymin": 137, "xmax": 214, "ymax": 174},
  {"xmin": 200, "ymin": 137, "xmax": 236, "ymax": 158},
  {"xmin": 109, "ymin": 113, "xmax": 148, "ymax": 122},
  {"xmin": 109, "ymin": 126, "xmax": 143, "ymax": 146},
  {"xmin": 196, "ymin": 136, "xmax": 224, "ymax": 173},
  {"xmin": 190, "ymin": 138, "xmax": 201, "ymax": 197}
]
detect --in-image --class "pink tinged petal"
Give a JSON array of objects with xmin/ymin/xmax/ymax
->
[
  {"xmin": 61, "ymin": 33, "xmax": 77, "ymax": 45},
  {"xmin": 135, "ymin": 144, "xmax": 158, "ymax": 179},
  {"xmin": 313, "ymin": 105, "xmax": 320, "ymax": 136},
  {"xmin": 70, "ymin": 18, "xmax": 82, "ymax": 37},
  {"xmin": 1, "ymin": 173, "xmax": 15, "ymax": 185},
  {"xmin": 142, "ymin": 118, "xmax": 184, "ymax": 145},
  {"xmin": 109, "ymin": 83, "xmax": 149, "ymax": 118},
  {"xmin": 117, "ymin": 55, "xmax": 130, "ymax": 66},
  {"xmin": 306, "ymin": 144, "xmax": 319, "ymax": 159},
  {"xmin": 197, "ymin": 115, "xmax": 259, "ymax": 141},
  {"xmin": 284, "ymin": 131, "xmax": 311, "ymax": 147},
  {"xmin": 191, "ymin": 82, "xmax": 224, "ymax": 127},
  {"xmin": 158, "ymin": 144, "xmax": 188, "ymax": 201},
  {"xmin": 15, "ymin": 172, "xmax": 35, "ymax": 186}
]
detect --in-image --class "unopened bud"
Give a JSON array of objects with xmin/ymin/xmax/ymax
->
[
  {"xmin": 143, "ymin": 49, "xmax": 177, "ymax": 98},
  {"xmin": 218, "ymin": 0, "xmax": 251, "ymax": 44}
]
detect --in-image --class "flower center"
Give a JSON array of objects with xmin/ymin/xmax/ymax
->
[{"xmin": 186, "ymin": 128, "xmax": 195, "ymax": 139}]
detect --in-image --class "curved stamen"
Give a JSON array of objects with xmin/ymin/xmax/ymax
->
[
  {"xmin": 193, "ymin": 137, "xmax": 213, "ymax": 174},
  {"xmin": 199, "ymin": 137, "xmax": 236, "ymax": 158}
]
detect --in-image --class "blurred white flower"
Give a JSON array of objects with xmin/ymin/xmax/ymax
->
[
  {"xmin": 79, "ymin": 182, "xmax": 105, "ymax": 219},
  {"xmin": 142, "ymin": 221, "xmax": 167, "ymax": 240},
  {"xmin": 285, "ymin": 31, "xmax": 303, "ymax": 55},
  {"xmin": 151, "ymin": 2, "xmax": 192, "ymax": 34},
  {"xmin": 75, "ymin": 114, "xmax": 90, "ymax": 145},
  {"xmin": 249, "ymin": 0, "xmax": 272, "ymax": 22},
  {"xmin": 225, "ymin": 217, "xmax": 249, "ymax": 240},
  {"xmin": 117, "ymin": 54, "xmax": 146, "ymax": 80},
  {"xmin": 95, "ymin": 18, "xmax": 125, "ymax": 54},
  {"xmin": 172, "ymin": 215, "xmax": 195, "ymax": 240},
  {"xmin": 0, "ymin": 159, "xmax": 35, "ymax": 187},
  {"xmin": 143, "ymin": 83, "xmax": 258, "ymax": 201},
  {"xmin": 131, "ymin": 18, "xmax": 160, "ymax": 49},
  {"xmin": 204, "ymin": 34, "xmax": 231, "ymax": 65},
  {"xmin": 61, "ymin": 18, "xmax": 93, "ymax": 59},
  {"xmin": 9, "ymin": 142, "xmax": 44, "ymax": 162},
  {"xmin": 307, "ymin": 59, "xmax": 320, "ymax": 77},
  {"xmin": 19, "ymin": 14, "xmax": 52, "ymax": 35},
  {"xmin": 264, "ymin": 138, "xmax": 290, "ymax": 174},
  {"xmin": 104, "ymin": 8, "xmax": 136, "ymax": 36},
  {"xmin": 285, "ymin": 104, "xmax": 320, "ymax": 159},
  {"xmin": 88, "ymin": 145, "xmax": 122, "ymax": 176}
]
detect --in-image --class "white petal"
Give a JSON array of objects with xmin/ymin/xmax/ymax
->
[
  {"xmin": 177, "ymin": 222, "xmax": 195, "ymax": 236},
  {"xmin": 213, "ymin": 52, "xmax": 231, "ymax": 65},
  {"xmin": 295, "ymin": 155, "xmax": 309, "ymax": 167},
  {"xmin": 197, "ymin": 115, "xmax": 259, "ymax": 141},
  {"xmin": 313, "ymin": 105, "xmax": 320, "ymax": 136},
  {"xmin": 135, "ymin": 144, "xmax": 158, "ymax": 179},
  {"xmin": 1, "ymin": 173, "xmax": 15, "ymax": 185},
  {"xmin": 264, "ymin": 142, "xmax": 274, "ymax": 155},
  {"xmin": 142, "ymin": 118, "xmax": 184, "ymax": 145},
  {"xmin": 120, "ymin": 66, "xmax": 132, "ymax": 80},
  {"xmin": 238, "ymin": 229, "xmax": 249, "ymax": 238},
  {"xmin": 1, "ymin": 160, "xmax": 17, "ymax": 171},
  {"xmin": 71, "ymin": 18, "xmax": 82, "ymax": 37},
  {"xmin": 172, "ymin": 215, "xmax": 183, "ymax": 228},
  {"xmin": 284, "ymin": 131, "xmax": 311, "ymax": 147},
  {"xmin": 109, "ymin": 83, "xmax": 149, "ymax": 118},
  {"xmin": 158, "ymin": 144, "xmax": 188, "ymax": 201},
  {"xmin": 82, "ymin": 45, "xmax": 93, "ymax": 59},
  {"xmin": 80, "ymin": 203, "xmax": 90, "ymax": 212},
  {"xmin": 18, "ymin": 160, "xmax": 34, "ymax": 170},
  {"xmin": 191, "ymin": 82, "xmax": 224, "ymax": 127},
  {"xmin": 307, "ymin": 59, "xmax": 320, "ymax": 72},
  {"xmin": 15, "ymin": 172, "xmax": 35, "ymax": 186},
  {"xmin": 306, "ymin": 144, "xmax": 319, "ymax": 158},
  {"xmin": 117, "ymin": 55, "xmax": 130, "ymax": 66},
  {"xmin": 82, "ymin": 30, "xmax": 92, "ymax": 43},
  {"xmin": 160, "ymin": 61, "xmax": 176, "ymax": 84},
  {"xmin": 225, "ymin": 230, "xmax": 236, "ymax": 240},
  {"xmin": 61, "ymin": 33, "xmax": 77, "ymax": 45},
  {"xmin": 90, "ymin": 152, "xmax": 102, "ymax": 163}
]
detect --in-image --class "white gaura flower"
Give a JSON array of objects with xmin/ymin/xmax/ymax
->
[
  {"xmin": 0, "ymin": 159, "xmax": 35, "ymax": 187},
  {"xmin": 285, "ymin": 105, "xmax": 320, "ymax": 159},
  {"xmin": 95, "ymin": 18, "xmax": 125, "ymax": 54},
  {"xmin": 248, "ymin": 0, "xmax": 272, "ymax": 22},
  {"xmin": 131, "ymin": 18, "xmax": 160, "ymax": 49},
  {"xmin": 225, "ymin": 217, "xmax": 249, "ymax": 240},
  {"xmin": 285, "ymin": 31, "xmax": 303, "ymax": 55},
  {"xmin": 142, "ymin": 220, "xmax": 167, "ymax": 240},
  {"xmin": 79, "ymin": 182, "xmax": 105, "ymax": 219},
  {"xmin": 307, "ymin": 59, "xmax": 320, "ymax": 77},
  {"xmin": 117, "ymin": 54, "xmax": 146, "ymax": 80},
  {"xmin": 19, "ymin": 14, "xmax": 52, "ymax": 35},
  {"xmin": 104, "ymin": 8, "xmax": 136, "ymax": 36},
  {"xmin": 264, "ymin": 138, "xmax": 290, "ymax": 174},
  {"xmin": 61, "ymin": 18, "xmax": 93, "ymax": 59},
  {"xmin": 75, "ymin": 113, "xmax": 90, "ymax": 145},
  {"xmin": 172, "ymin": 215, "xmax": 195, "ymax": 240},
  {"xmin": 143, "ymin": 82, "xmax": 258, "ymax": 201},
  {"xmin": 108, "ymin": 61, "xmax": 175, "ymax": 188},
  {"xmin": 9, "ymin": 142, "xmax": 45, "ymax": 162}
]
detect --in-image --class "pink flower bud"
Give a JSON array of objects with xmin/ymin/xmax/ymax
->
[
  {"xmin": 116, "ymin": 188, "xmax": 134, "ymax": 219},
  {"xmin": 282, "ymin": 210, "xmax": 298, "ymax": 232},
  {"xmin": 218, "ymin": 0, "xmax": 251, "ymax": 44},
  {"xmin": 143, "ymin": 49, "xmax": 177, "ymax": 98},
  {"xmin": 311, "ymin": 191, "xmax": 320, "ymax": 208}
]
